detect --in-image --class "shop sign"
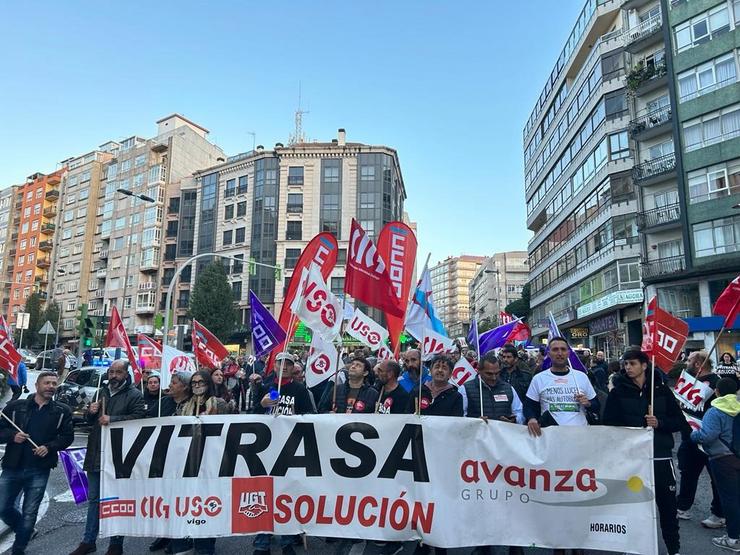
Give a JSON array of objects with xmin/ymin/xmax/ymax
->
[
  {"xmin": 577, "ymin": 289, "xmax": 643, "ymax": 319},
  {"xmin": 568, "ymin": 327, "xmax": 589, "ymax": 340},
  {"xmin": 589, "ymin": 313, "xmax": 620, "ymax": 335}
]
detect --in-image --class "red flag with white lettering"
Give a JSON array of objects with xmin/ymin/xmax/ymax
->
[
  {"xmin": 137, "ymin": 334, "xmax": 162, "ymax": 371},
  {"xmin": 422, "ymin": 327, "xmax": 457, "ymax": 361},
  {"xmin": 500, "ymin": 311, "xmax": 514, "ymax": 325},
  {"xmin": 0, "ymin": 326, "xmax": 21, "ymax": 382},
  {"xmin": 345, "ymin": 219, "xmax": 405, "ymax": 318},
  {"xmin": 192, "ymin": 319, "xmax": 230, "ymax": 370},
  {"xmin": 376, "ymin": 221, "xmax": 417, "ymax": 354},
  {"xmin": 642, "ymin": 296, "xmax": 689, "ymax": 373},
  {"xmin": 267, "ymin": 232, "xmax": 338, "ymax": 375},
  {"xmin": 105, "ymin": 306, "xmax": 141, "ymax": 382},
  {"xmin": 713, "ymin": 275, "xmax": 740, "ymax": 328}
]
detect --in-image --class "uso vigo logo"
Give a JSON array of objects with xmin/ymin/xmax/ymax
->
[
  {"xmin": 232, "ymin": 477, "xmax": 274, "ymax": 533},
  {"xmin": 304, "ymin": 282, "xmax": 337, "ymax": 328},
  {"xmin": 310, "ymin": 354, "xmax": 331, "ymax": 375}
]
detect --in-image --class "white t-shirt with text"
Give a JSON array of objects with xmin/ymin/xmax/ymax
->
[{"xmin": 526, "ymin": 369, "xmax": 596, "ymax": 426}]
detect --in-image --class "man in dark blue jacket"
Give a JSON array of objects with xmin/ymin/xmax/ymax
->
[{"xmin": 0, "ymin": 371, "xmax": 74, "ymax": 555}]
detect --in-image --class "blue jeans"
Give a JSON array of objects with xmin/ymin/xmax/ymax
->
[
  {"xmin": 83, "ymin": 471, "xmax": 123, "ymax": 547},
  {"xmin": 0, "ymin": 467, "xmax": 50, "ymax": 552},
  {"xmin": 254, "ymin": 534, "xmax": 297, "ymax": 551}
]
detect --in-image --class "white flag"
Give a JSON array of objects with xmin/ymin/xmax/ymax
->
[
  {"xmin": 422, "ymin": 327, "xmax": 457, "ymax": 361},
  {"xmin": 673, "ymin": 370, "xmax": 714, "ymax": 411},
  {"xmin": 305, "ymin": 334, "xmax": 338, "ymax": 388},
  {"xmin": 159, "ymin": 344, "xmax": 196, "ymax": 389},
  {"xmin": 293, "ymin": 264, "xmax": 343, "ymax": 341},
  {"xmin": 346, "ymin": 308, "xmax": 389, "ymax": 351},
  {"xmin": 376, "ymin": 343, "xmax": 396, "ymax": 362},
  {"xmin": 450, "ymin": 356, "xmax": 477, "ymax": 387}
]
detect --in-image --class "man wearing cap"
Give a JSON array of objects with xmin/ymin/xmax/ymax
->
[
  {"xmin": 260, "ymin": 353, "xmax": 315, "ymax": 416},
  {"xmin": 603, "ymin": 348, "xmax": 684, "ymax": 555}
]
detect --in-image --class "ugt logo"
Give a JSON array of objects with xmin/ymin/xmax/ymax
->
[{"xmin": 232, "ymin": 477, "xmax": 274, "ymax": 533}]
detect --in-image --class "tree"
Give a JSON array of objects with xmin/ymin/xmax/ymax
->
[
  {"xmin": 505, "ymin": 283, "xmax": 531, "ymax": 321},
  {"xmin": 15, "ymin": 293, "xmax": 43, "ymax": 348},
  {"xmin": 189, "ymin": 261, "xmax": 238, "ymax": 343},
  {"xmin": 41, "ymin": 300, "xmax": 60, "ymax": 345}
]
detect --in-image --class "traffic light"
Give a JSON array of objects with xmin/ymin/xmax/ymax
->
[
  {"xmin": 274, "ymin": 264, "xmax": 282, "ymax": 281},
  {"xmin": 248, "ymin": 257, "xmax": 257, "ymax": 276},
  {"xmin": 77, "ymin": 304, "xmax": 91, "ymax": 347}
]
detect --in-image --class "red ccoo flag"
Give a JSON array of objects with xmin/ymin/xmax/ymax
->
[
  {"xmin": 192, "ymin": 319, "xmax": 230, "ymax": 370},
  {"xmin": 105, "ymin": 306, "xmax": 141, "ymax": 383},
  {"xmin": 642, "ymin": 296, "xmax": 689, "ymax": 373},
  {"xmin": 376, "ymin": 221, "xmax": 418, "ymax": 355},
  {"xmin": 137, "ymin": 333, "xmax": 162, "ymax": 371},
  {"xmin": 713, "ymin": 275, "xmax": 740, "ymax": 328},
  {"xmin": 345, "ymin": 219, "xmax": 405, "ymax": 318},
  {"xmin": 0, "ymin": 325, "xmax": 21, "ymax": 382}
]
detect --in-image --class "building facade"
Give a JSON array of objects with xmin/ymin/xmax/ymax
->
[
  {"xmin": 167, "ymin": 129, "xmax": 407, "ymax": 334},
  {"xmin": 431, "ymin": 255, "xmax": 486, "ymax": 338},
  {"xmin": 469, "ymin": 251, "xmax": 529, "ymax": 325},
  {"xmin": 6, "ymin": 170, "xmax": 64, "ymax": 326},
  {"xmin": 0, "ymin": 186, "xmax": 19, "ymax": 318}
]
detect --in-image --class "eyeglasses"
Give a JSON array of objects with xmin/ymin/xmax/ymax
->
[{"xmin": 191, "ymin": 380, "xmax": 205, "ymax": 385}]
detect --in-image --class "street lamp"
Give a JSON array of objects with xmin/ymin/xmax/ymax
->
[{"xmin": 116, "ymin": 188, "xmax": 156, "ymax": 335}]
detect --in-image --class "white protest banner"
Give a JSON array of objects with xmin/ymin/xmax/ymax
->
[
  {"xmin": 159, "ymin": 345, "xmax": 196, "ymax": 389},
  {"xmin": 101, "ymin": 415, "xmax": 657, "ymax": 554},
  {"xmin": 292, "ymin": 264, "xmax": 342, "ymax": 342},
  {"xmin": 346, "ymin": 308, "xmax": 389, "ymax": 351},
  {"xmin": 376, "ymin": 343, "xmax": 396, "ymax": 362},
  {"xmin": 421, "ymin": 327, "xmax": 456, "ymax": 361},
  {"xmin": 305, "ymin": 334, "xmax": 337, "ymax": 388},
  {"xmin": 450, "ymin": 356, "xmax": 476, "ymax": 387},
  {"xmin": 673, "ymin": 370, "xmax": 713, "ymax": 411}
]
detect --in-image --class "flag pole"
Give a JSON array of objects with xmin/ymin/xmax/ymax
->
[
  {"xmin": 473, "ymin": 317, "xmax": 483, "ymax": 418},
  {"xmin": 649, "ymin": 297, "xmax": 659, "ymax": 416},
  {"xmin": 331, "ymin": 295, "xmax": 348, "ymax": 412},
  {"xmin": 417, "ymin": 337, "xmax": 424, "ymax": 416},
  {"xmin": 276, "ymin": 271, "xmax": 310, "ymax": 404},
  {"xmin": 397, "ymin": 252, "xmax": 431, "ymax": 359},
  {"xmin": 0, "ymin": 411, "xmax": 40, "ymax": 449}
]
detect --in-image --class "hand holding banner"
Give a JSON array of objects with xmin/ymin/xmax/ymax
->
[{"xmin": 346, "ymin": 308, "xmax": 389, "ymax": 351}]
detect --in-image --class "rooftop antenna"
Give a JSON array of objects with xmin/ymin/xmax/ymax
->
[
  {"xmin": 289, "ymin": 82, "xmax": 309, "ymax": 145},
  {"xmin": 247, "ymin": 131, "xmax": 256, "ymax": 151}
]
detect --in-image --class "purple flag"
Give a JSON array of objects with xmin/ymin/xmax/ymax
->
[
  {"xmin": 542, "ymin": 312, "xmax": 588, "ymax": 372},
  {"xmin": 476, "ymin": 320, "xmax": 520, "ymax": 355},
  {"xmin": 58, "ymin": 448, "xmax": 88, "ymax": 504},
  {"xmin": 250, "ymin": 290, "xmax": 287, "ymax": 358}
]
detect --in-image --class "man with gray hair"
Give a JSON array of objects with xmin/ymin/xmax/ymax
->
[{"xmin": 69, "ymin": 360, "xmax": 145, "ymax": 555}]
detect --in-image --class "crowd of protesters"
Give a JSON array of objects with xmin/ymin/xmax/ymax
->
[{"xmin": 0, "ymin": 339, "xmax": 739, "ymax": 555}]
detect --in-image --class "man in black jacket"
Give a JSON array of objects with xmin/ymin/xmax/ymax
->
[
  {"xmin": 319, "ymin": 358, "xmax": 378, "ymax": 414},
  {"xmin": 69, "ymin": 360, "xmax": 145, "ymax": 555},
  {"xmin": 498, "ymin": 343, "xmax": 532, "ymax": 403},
  {"xmin": 409, "ymin": 354, "xmax": 463, "ymax": 416},
  {"xmin": 0, "ymin": 371, "xmax": 73, "ymax": 555},
  {"xmin": 603, "ymin": 348, "xmax": 684, "ymax": 555},
  {"xmin": 462, "ymin": 351, "xmax": 523, "ymax": 423}
]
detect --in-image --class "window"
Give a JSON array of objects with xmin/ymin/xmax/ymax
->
[
  {"xmin": 66, "ymin": 194, "xmax": 76, "ymax": 205},
  {"xmin": 225, "ymin": 179, "xmax": 236, "ymax": 197},
  {"xmin": 235, "ymin": 227, "xmax": 246, "ymax": 243},
  {"xmin": 72, "ymin": 243, "xmax": 83, "ymax": 255},
  {"xmin": 284, "ymin": 248, "xmax": 301, "ymax": 269},
  {"xmin": 67, "ymin": 282, "xmax": 78, "ymax": 293},
  {"xmin": 678, "ymin": 53, "xmax": 737, "ymax": 102},
  {"xmin": 693, "ymin": 215, "xmax": 740, "ymax": 257},
  {"xmin": 223, "ymin": 230, "xmax": 233, "ymax": 245},
  {"xmin": 135, "ymin": 154, "xmax": 146, "ymax": 167},
  {"xmin": 648, "ymin": 139, "xmax": 674, "ymax": 160},
  {"xmin": 288, "ymin": 167, "xmax": 304, "ymax": 185},
  {"xmin": 688, "ymin": 158, "xmax": 740, "ymax": 203},
  {"xmin": 168, "ymin": 197, "xmax": 180, "ymax": 214},
  {"xmin": 232, "ymin": 280, "xmax": 242, "ymax": 301},
  {"xmin": 330, "ymin": 277, "xmax": 345, "ymax": 295},
  {"xmin": 224, "ymin": 205, "xmax": 234, "ymax": 219},
  {"xmin": 609, "ymin": 131, "xmax": 630, "ymax": 159},
  {"xmin": 63, "ymin": 211, "xmax": 73, "ymax": 223},
  {"xmin": 683, "ymin": 103, "xmax": 740, "ymax": 151},
  {"xmin": 674, "ymin": 4, "xmax": 731, "ymax": 53},
  {"xmin": 79, "ymin": 187, "xmax": 89, "ymax": 201},
  {"xmin": 33, "ymin": 203, "xmax": 41, "ymax": 215},
  {"xmin": 120, "ymin": 159, "xmax": 131, "ymax": 172},
  {"xmin": 238, "ymin": 176, "xmax": 248, "ymax": 195},
  {"xmin": 286, "ymin": 221, "xmax": 302, "ymax": 240},
  {"xmin": 66, "ymin": 300, "xmax": 76, "ymax": 312},
  {"xmin": 31, "ymin": 221, "xmax": 38, "ymax": 231},
  {"xmin": 77, "ymin": 207, "xmax": 87, "ymax": 219},
  {"xmin": 287, "ymin": 193, "xmax": 303, "ymax": 213},
  {"xmin": 237, "ymin": 201, "xmax": 247, "ymax": 217},
  {"xmin": 165, "ymin": 244, "xmax": 177, "ymax": 261},
  {"xmin": 18, "ymin": 255, "xmax": 25, "ymax": 265},
  {"xmin": 62, "ymin": 228, "xmax": 72, "ymax": 240},
  {"xmin": 604, "ymin": 91, "xmax": 626, "ymax": 119},
  {"xmin": 28, "ymin": 253, "xmax": 34, "ymax": 264},
  {"xmin": 232, "ymin": 254, "xmax": 244, "ymax": 274}
]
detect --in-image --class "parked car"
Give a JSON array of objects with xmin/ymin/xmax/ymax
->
[
  {"xmin": 35, "ymin": 349, "xmax": 63, "ymax": 371},
  {"xmin": 54, "ymin": 366, "xmax": 108, "ymax": 423},
  {"xmin": 17, "ymin": 348, "xmax": 37, "ymax": 367}
]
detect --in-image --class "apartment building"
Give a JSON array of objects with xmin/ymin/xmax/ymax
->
[
  {"xmin": 468, "ymin": 251, "xmax": 529, "ymax": 325},
  {"xmin": 6, "ymin": 170, "xmax": 64, "ymax": 325},
  {"xmin": 431, "ymin": 255, "xmax": 486, "ymax": 338},
  {"xmin": 0, "ymin": 186, "xmax": 18, "ymax": 316},
  {"xmin": 167, "ymin": 129, "xmax": 407, "ymax": 330},
  {"xmin": 51, "ymin": 148, "xmax": 114, "ymax": 341},
  {"xmin": 87, "ymin": 115, "xmax": 224, "ymax": 334}
]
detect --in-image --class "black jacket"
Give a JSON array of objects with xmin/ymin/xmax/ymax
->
[
  {"xmin": 319, "ymin": 383, "xmax": 379, "ymax": 414},
  {"xmin": 499, "ymin": 366, "xmax": 532, "ymax": 402},
  {"xmin": 603, "ymin": 371, "xmax": 685, "ymax": 458},
  {"xmin": 408, "ymin": 384, "xmax": 463, "ymax": 416},
  {"xmin": 0, "ymin": 397, "xmax": 74, "ymax": 470},
  {"xmin": 84, "ymin": 379, "xmax": 145, "ymax": 472},
  {"xmin": 143, "ymin": 390, "xmax": 176, "ymax": 418}
]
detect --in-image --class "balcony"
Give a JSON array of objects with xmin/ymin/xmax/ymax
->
[
  {"xmin": 36, "ymin": 257, "xmax": 51, "ymax": 269},
  {"xmin": 632, "ymin": 153, "xmax": 676, "ymax": 186},
  {"xmin": 99, "ymin": 250, "xmax": 108, "ymax": 260},
  {"xmin": 47, "ymin": 174, "xmax": 61, "ymax": 186},
  {"xmin": 40, "ymin": 222, "xmax": 55, "ymax": 235},
  {"xmin": 627, "ymin": 61, "xmax": 667, "ymax": 96},
  {"xmin": 629, "ymin": 105, "xmax": 672, "ymax": 140},
  {"xmin": 94, "ymin": 289, "xmax": 105, "ymax": 299},
  {"xmin": 135, "ymin": 302, "xmax": 156, "ymax": 314},
  {"xmin": 35, "ymin": 273, "xmax": 48, "ymax": 285},
  {"xmin": 10, "ymin": 232, "xmax": 18, "ymax": 242},
  {"xmin": 624, "ymin": 14, "xmax": 662, "ymax": 53},
  {"xmin": 45, "ymin": 188, "xmax": 60, "ymax": 201},
  {"xmin": 641, "ymin": 255, "xmax": 686, "ymax": 281},
  {"xmin": 140, "ymin": 260, "xmax": 159, "ymax": 272},
  {"xmin": 43, "ymin": 206, "xmax": 57, "ymax": 218},
  {"xmin": 138, "ymin": 281, "xmax": 155, "ymax": 291},
  {"xmin": 39, "ymin": 240, "xmax": 53, "ymax": 252},
  {"xmin": 96, "ymin": 268, "xmax": 107, "ymax": 279},
  {"xmin": 638, "ymin": 203, "xmax": 681, "ymax": 230}
]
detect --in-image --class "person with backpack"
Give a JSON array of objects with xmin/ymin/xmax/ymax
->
[{"xmin": 691, "ymin": 377, "xmax": 740, "ymax": 553}]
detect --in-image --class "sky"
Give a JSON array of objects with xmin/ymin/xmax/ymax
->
[{"xmin": 0, "ymin": 0, "xmax": 584, "ymax": 267}]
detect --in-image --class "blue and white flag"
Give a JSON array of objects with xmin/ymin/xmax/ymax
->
[
  {"xmin": 250, "ymin": 290, "xmax": 287, "ymax": 358},
  {"xmin": 543, "ymin": 312, "xmax": 587, "ymax": 372},
  {"xmin": 405, "ymin": 267, "xmax": 446, "ymax": 341}
]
